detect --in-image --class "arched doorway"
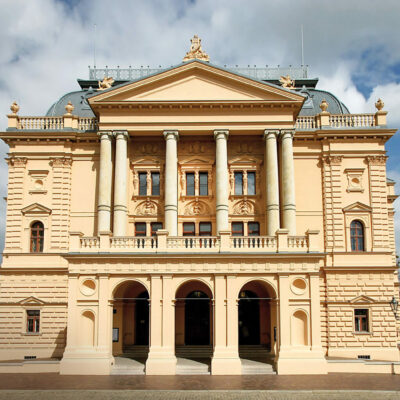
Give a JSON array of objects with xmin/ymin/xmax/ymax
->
[
  {"xmin": 238, "ymin": 280, "xmax": 277, "ymax": 355},
  {"xmin": 185, "ymin": 290, "xmax": 210, "ymax": 345},
  {"xmin": 112, "ymin": 281, "xmax": 149, "ymax": 357},
  {"xmin": 175, "ymin": 280, "xmax": 213, "ymax": 366}
]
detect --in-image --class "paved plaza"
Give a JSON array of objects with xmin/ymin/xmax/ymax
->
[{"xmin": 0, "ymin": 374, "xmax": 400, "ymax": 399}]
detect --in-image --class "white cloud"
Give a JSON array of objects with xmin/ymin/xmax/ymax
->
[{"xmin": 0, "ymin": 0, "xmax": 400, "ymax": 255}]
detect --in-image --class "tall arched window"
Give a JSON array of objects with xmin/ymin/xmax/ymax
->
[
  {"xmin": 30, "ymin": 221, "xmax": 44, "ymax": 253},
  {"xmin": 350, "ymin": 220, "xmax": 364, "ymax": 251}
]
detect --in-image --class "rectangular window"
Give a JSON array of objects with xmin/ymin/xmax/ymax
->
[
  {"xmin": 151, "ymin": 172, "xmax": 160, "ymax": 196},
  {"xmin": 232, "ymin": 222, "xmax": 244, "ymax": 236},
  {"xmin": 27, "ymin": 310, "xmax": 40, "ymax": 333},
  {"xmin": 354, "ymin": 309, "xmax": 369, "ymax": 332},
  {"xmin": 247, "ymin": 172, "xmax": 256, "ymax": 195},
  {"xmin": 234, "ymin": 172, "xmax": 243, "ymax": 195},
  {"xmin": 199, "ymin": 172, "xmax": 208, "ymax": 196},
  {"xmin": 139, "ymin": 172, "xmax": 147, "ymax": 196},
  {"xmin": 135, "ymin": 222, "xmax": 146, "ymax": 236},
  {"xmin": 248, "ymin": 222, "xmax": 260, "ymax": 236},
  {"xmin": 151, "ymin": 222, "xmax": 162, "ymax": 236},
  {"xmin": 186, "ymin": 173, "xmax": 195, "ymax": 196},
  {"xmin": 183, "ymin": 222, "xmax": 195, "ymax": 236},
  {"xmin": 199, "ymin": 222, "xmax": 212, "ymax": 236}
]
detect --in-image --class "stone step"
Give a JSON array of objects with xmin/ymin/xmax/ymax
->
[
  {"xmin": 241, "ymin": 358, "xmax": 276, "ymax": 375},
  {"xmin": 176, "ymin": 357, "xmax": 210, "ymax": 375},
  {"xmin": 111, "ymin": 357, "xmax": 145, "ymax": 375},
  {"xmin": 239, "ymin": 345, "xmax": 272, "ymax": 358},
  {"xmin": 175, "ymin": 346, "xmax": 213, "ymax": 358}
]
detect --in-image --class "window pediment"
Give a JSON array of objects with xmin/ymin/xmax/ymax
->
[
  {"xmin": 21, "ymin": 203, "xmax": 52, "ymax": 216},
  {"xmin": 349, "ymin": 295, "xmax": 376, "ymax": 304},
  {"xmin": 19, "ymin": 296, "xmax": 45, "ymax": 306},
  {"xmin": 343, "ymin": 202, "xmax": 372, "ymax": 213}
]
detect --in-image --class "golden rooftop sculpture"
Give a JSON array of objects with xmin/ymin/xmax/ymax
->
[
  {"xmin": 98, "ymin": 76, "xmax": 114, "ymax": 91},
  {"xmin": 183, "ymin": 35, "xmax": 210, "ymax": 62},
  {"xmin": 279, "ymin": 75, "xmax": 295, "ymax": 90},
  {"xmin": 65, "ymin": 101, "xmax": 74, "ymax": 115},
  {"xmin": 375, "ymin": 98, "xmax": 384, "ymax": 111},
  {"xmin": 319, "ymin": 99, "xmax": 329, "ymax": 112},
  {"xmin": 10, "ymin": 101, "xmax": 19, "ymax": 115}
]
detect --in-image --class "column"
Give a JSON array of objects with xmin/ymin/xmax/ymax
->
[
  {"xmin": 310, "ymin": 274, "xmax": 323, "ymax": 353},
  {"xmin": 280, "ymin": 129, "xmax": 296, "ymax": 235},
  {"xmin": 264, "ymin": 130, "xmax": 280, "ymax": 235},
  {"xmin": 113, "ymin": 131, "xmax": 128, "ymax": 236},
  {"xmin": 97, "ymin": 132, "xmax": 113, "ymax": 234},
  {"xmin": 211, "ymin": 274, "xmax": 241, "ymax": 375},
  {"xmin": 163, "ymin": 131, "xmax": 179, "ymax": 236},
  {"xmin": 214, "ymin": 130, "xmax": 230, "ymax": 234}
]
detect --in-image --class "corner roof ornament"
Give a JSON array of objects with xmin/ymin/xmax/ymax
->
[
  {"xmin": 279, "ymin": 75, "xmax": 295, "ymax": 90},
  {"xmin": 183, "ymin": 35, "xmax": 210, "ymax": 62}
]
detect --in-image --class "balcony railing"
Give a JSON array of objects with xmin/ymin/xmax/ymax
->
[
  {"xmin": 70, "ymin": 230, "xmax": 319, "ymax": 254},
  {"xmin": 9, "ymin": 113, "xmax": 381, "ymax": 132}
]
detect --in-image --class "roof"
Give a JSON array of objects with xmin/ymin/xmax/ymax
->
[{"xmin": 46, "ymin": 61, "xmax": 349, "ymax": 118}]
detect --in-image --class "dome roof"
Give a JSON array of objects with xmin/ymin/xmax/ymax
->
[
  {"xmin": 46, "ymin": 89, "xmax": 96, "ymax": 118},
  {"xmin": 297, "ymin": 87, "xmax": 349, "ymax": 116},
  {"xmin": 46, "ymin": 79, "xmax": 349, "ymax": 118}
]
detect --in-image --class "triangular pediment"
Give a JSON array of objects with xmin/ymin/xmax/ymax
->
[
  {"xmin": 179, "ymin": 156, "xmax": 213, "ymax": 165},
  {"xmin": 88, "ymin": 61, "xmax": 305, "ymax": 104},
  {"xmin": 21, "ymin": 203, "xmax": 52, "ymax": 215},
  {"xmin": 343, "ymin": 202, "xmax": 372, "ymax": 213},
  {"xmin": 349, "ymin": 295, "xmax": 376, "ymax": 304},
  {"xmin": 19, "ymin": 296, "xmax": 45, "ymax": 305}
]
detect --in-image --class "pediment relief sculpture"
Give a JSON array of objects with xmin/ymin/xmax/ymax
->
[
  {"xmin": 135, "ymin": 199, "xmax": 160, "ymax": 216},
  {"xmin": 184, "ymin": 200, "xmax": 211, "ymax": 216},
  {"xmin": 233, "ymin": 199, "xmax": 257, "ymax": 215},
  {"xmin": 182, "ymin": 35, "xmax": 210, "ymax": 62},
  {"xmin": 134, "ymin": 143, "xmax": 162, "ymax": 155}
]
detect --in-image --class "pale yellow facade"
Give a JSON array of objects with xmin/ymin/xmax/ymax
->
[{"xmin": 0, "ymin": 55, "xmax": 399, "ymax": 375}]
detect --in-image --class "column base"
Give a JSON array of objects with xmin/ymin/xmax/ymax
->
[
  {"xmin": 276, "ymin": 349, "xmax": 327, "ymax": 375},
  {"xmin": 211, "ymin": 349, "xmax": 242, "ymax": 375},
  {"xmin": 60, "ymin": 349, "xmax": 113, "ymax": 375},
  {"xmin": 146, "ymin": 350, "xmax": 177, "ymax": 375}
]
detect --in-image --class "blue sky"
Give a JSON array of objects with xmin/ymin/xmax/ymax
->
[{"xmin": 1, "ymin": 0, "xmax": 400, "ymax": 252}]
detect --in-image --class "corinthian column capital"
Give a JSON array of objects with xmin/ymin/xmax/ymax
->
[
  {"xmin": 263, "ymin": 129, "xmax": 279, "ymax": 140},
  {"xmin": 280, "ymin": 129, "xmax": 295, "ymax": 139},
  {"xmin": 163, "ymin": 130, "xmax": 179, "ymax": 141},
  {"xmin": 214, "ymin": 129, "xmax": 229, "ymax": 140}
]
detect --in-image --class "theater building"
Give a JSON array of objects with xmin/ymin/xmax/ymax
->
[{"xmin": 0, "ymin": 37, "xmax": 399, "ymax": 375}]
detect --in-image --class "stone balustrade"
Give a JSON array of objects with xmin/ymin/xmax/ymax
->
[
  {"xmin": 69, "ymin": 230, "xmax": 319, "ymax": 254},
  {"xmin": 9, "ymin": 113, "xmax": 383, "ymax": 132}
]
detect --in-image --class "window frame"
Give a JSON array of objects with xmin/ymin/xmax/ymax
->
[
  {"xmin": 199, "ymin": 222, "xmax": 212, "ymax": 236},
  {"xmin": 350, "ymin": 220, "xmax": 365, "ymax": 252},
  {"xmin": 248, "ymin": 221, "xmax": 260, "ymax": 236},
  {"xmin": 30, "ymin": 221, "xmax": 44, "ymax": 253},
  {"xmin": 186, "ymin": 172, "xmax": 195, "ymax": 196},
  {"xmin": 151, "ymin": 172, "xmax": 160, "ymax": 196},
  {"xmin": 150, "ymin": 222, "xmax": 163, "ymax": 237},
  {"xmin": 26, "ymin": 310, "xmax": 40, "ymax": 334},
  {"xmin": 135, "ymin": 222, "xmax": 147, "ymax": 237},
  {"xmin": 138, "ymin": 172, "xmax": 147, "ymax": 196},
  {"xmin": 354, "ymin": 308, "xmax": 370, "ymax": 333},
  {"xmin": 234, "ymin": 172, "xmax": 244, "ymax": 195},
  {"xmin": 232, "ymin": 221, "xmax": 244, "ymax": 236},
  {"xmin": 183, "ymin": 222, "xmax": 196, "ymax": 236},
  {"xmin": 199, "ymin": 172, "xmax": 208, "ymax": 196},
  {"xmin": 247, "ymin": 171, "xmax": 256, "ymax": 195}
]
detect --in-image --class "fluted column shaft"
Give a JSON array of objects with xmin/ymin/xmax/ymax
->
[
  {"xmin": 280, "ymin": 129, "xmax": 296, "ymax": 235},
  {"xmin": 164, "ymin": 130, "xmax": 179, "ymax": 236},
  {"xmin": 264, "ymin": 130, "xmax": 280, "ymax": 235},
  {"xmin": 97, "ymin": 132, "xmax": 113, "ymax": 234},
  {"xmin": 214, "ymin": 130, "xmax": 229, "ymax": 234},
  {"xmin": 113, "ymin": 131, "xmax": 128, "ymax": 236}
]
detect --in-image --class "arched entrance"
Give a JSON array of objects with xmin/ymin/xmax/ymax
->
[
  {"xmin": 112, "ymin": 280, "xmax": 149, "ymax": 358},
  {"xmin": 175, "ymin": 280, "xmax": 213, "ymax": 373},
  {"xmin": 238, "ymin": 280, "xmax": 277, "ymax": 360}
]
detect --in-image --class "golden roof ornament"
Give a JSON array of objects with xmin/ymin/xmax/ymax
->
[
  {"xmin": 98, "ymin": 76, "xmax": 114, "ymax": 91},
  {"xmin": 10, "ymin": 101, "xmax": 20, "ymax": 115},
  {"xmin": 279, "ymin": 75, "xmax": 295, "ymax": 90},
  {"xmin": 375, "ymin": 98, "xmax": 384, "ymax": 111},
  {"xmin": 65, "ymin": 101, "xmax": 74, "ymax": 115},
  {"xmin": 183, "ymin": 35, "xmax": 210, "ymax": 62},
  {"xmin": 320, "ymin": 99, "xmax": 329, "ymax": 112}
]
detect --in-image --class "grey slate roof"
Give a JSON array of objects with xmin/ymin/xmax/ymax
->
[{"xmin": 46, "ymin": 62, "xmax": 349, "ymax": 118}]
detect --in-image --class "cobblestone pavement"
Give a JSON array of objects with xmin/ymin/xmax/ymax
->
[{"xmin": 0, "ymin": 390, "xmax": 400, "ymax": 400}]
